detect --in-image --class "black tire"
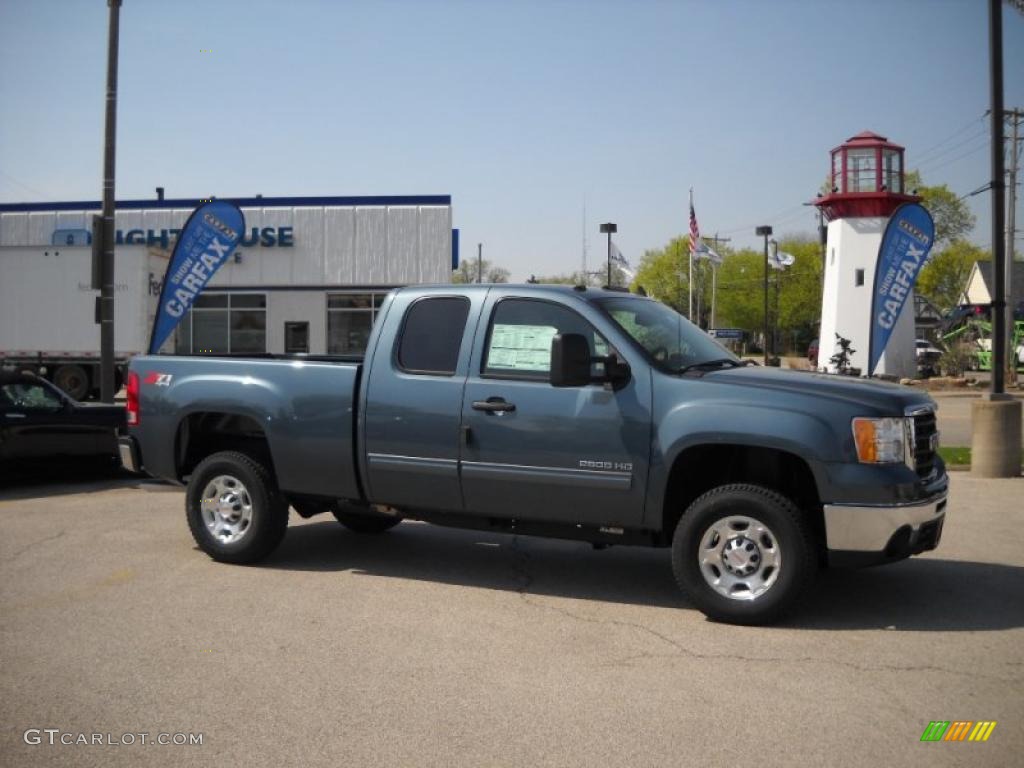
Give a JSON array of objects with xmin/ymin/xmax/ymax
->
[
  {"xmin": 671, "ymin": 483, "xmax": 816, "ymax": 625},
  {"xmin": 53, "ymin": 364, "xmax": 90, "ymax": 401},
  {"xmin": 331, "ymin": 504, "xmax": 402, "ymax": 534},
  {"xmin": 186, "ymin": 451, "xmax": 288, "ymax": 564}
]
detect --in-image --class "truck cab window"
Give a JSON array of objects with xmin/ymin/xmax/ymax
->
[
  {"xmin": 397, "ymin": 296, "xmax": 471, "ymax": 375},
  {"xmin": 483, "ymin": 298, "xmax": 608, "ymax": 381},
  {"xmin": 1, "ymin": 382, "xmax": 61, "ymax": 409}
]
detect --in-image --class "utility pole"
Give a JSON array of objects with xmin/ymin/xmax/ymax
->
[
  {"xmin": 989, "ymin": 0, "xmax": 1006, "ymax": 396},
  {"xmin": 971, "ymin": 0, "xmax": 1020, "ymax": 478},
  {"xmin": 1005, "ymin": 107, "xmax": 1022, "ymax": 385},
  {"xmin": 477, "ymin": 243, "xmax": 482, "ymax": 283},
  {"xmin": 98, "ymin": 0, "xmax": 122, "ymax": 402}
]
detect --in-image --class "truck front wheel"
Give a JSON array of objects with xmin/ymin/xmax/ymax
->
[
  {"xmin": 186, "ymin": 451, "xmax": 288, "ymax": 564},
  {"xmin": 671, "ymin": 484, "xmax": 816, "ymax": 625}
]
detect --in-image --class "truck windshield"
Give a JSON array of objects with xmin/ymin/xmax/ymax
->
[{"xmin": 596, "ymin": 296, "xmax": 739, "ymax": 373}]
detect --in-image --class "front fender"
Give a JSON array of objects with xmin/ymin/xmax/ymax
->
[{"xmin": 645, "ymin": 400, "xmax": 840, "ymax": 530}]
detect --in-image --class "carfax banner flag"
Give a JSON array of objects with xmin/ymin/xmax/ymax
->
[
  {"xmin": 148, "ymin": 201, "xmax": 245, "ymax": 354},
  {"xmin": 868, "ymin": 202, "xmax": 935, "ymax": 375}
]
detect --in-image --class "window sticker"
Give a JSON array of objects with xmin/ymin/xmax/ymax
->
[{"xmin": 488, "ymin": 324, "xmax": 558, "ymax": 371}]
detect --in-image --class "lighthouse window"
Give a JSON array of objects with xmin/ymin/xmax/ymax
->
[
  {"xmin": 847, "ymin": 149, "xmax": 877, "ymax": 192},
  {"xmin": 883, "ymin": 150, "xmax": 902, "ymax": 193},
  {"xmin": 855, "ymin": 269, "xmax": 865, "ymax": 287}
]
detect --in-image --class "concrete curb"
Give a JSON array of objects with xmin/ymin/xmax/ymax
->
[{"xmin": 929, "ymin": 391, "xmax": 1024, "ymax": 399}]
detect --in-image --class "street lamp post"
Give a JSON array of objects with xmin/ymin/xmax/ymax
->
[
  {"xmin": 756, "ymin": 226, "xmax": 773, "ymax": 366},
  {"xmin": 600, "ymin": 222, "xmax": 617, "ymax": 286}
]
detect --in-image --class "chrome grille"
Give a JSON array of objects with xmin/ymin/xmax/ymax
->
[{"xmin": 912, "ymin": 410, "xmax": 938, "ymax": 478}]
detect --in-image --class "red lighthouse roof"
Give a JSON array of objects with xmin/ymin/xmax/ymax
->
[{"xmin": 812, "ymin": 130, "xmax": 920, "ymax": 220}]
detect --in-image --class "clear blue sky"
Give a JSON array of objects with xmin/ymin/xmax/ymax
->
[{"xmin": 1, "ymin": 0, "xmax": 1022, "ymax": 280}]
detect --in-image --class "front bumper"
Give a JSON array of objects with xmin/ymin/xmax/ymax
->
[
  {"xmin": 118, "ymin": 436, "xmax": 141, "ymax": 474},
  {"xmin": 825, "ymin": 492, "xmax": 947, "ymax": 567}
]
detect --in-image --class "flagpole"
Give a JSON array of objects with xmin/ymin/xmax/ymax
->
[{"xmin": 688, "ymin": 189, "xmax": 694, "ymax": 321}]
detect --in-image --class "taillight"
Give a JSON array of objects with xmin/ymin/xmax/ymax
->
[{"xmin": 126, "ymin": 371, "xmax": 140, "ymax": 426}]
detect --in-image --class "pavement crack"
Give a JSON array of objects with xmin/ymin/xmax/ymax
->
[
  {"xmin": 3, "ymin": 530, "xmax": 65, "ymax": 563},
  {"xmin": 506, "ymin": 539, "xmax": 1021, "ymax": 683}
]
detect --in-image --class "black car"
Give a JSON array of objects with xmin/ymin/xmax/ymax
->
[{"xmin": 0, "ymin": 371, "xmax": 126, "ymax": 471}]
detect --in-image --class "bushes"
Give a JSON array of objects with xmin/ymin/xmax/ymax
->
[{"xmin": 938, "ymin": 342, "xmax": 976, "ymax": 378}]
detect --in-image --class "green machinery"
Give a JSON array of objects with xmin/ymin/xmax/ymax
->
[{"xmin": 941, "ymin": 319, "xmax": 1024, "ymax": 371}]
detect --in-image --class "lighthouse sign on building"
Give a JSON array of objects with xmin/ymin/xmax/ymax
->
[{"xmin": 813, "ymin": 131, "xmax": 929, "ymax": 379}]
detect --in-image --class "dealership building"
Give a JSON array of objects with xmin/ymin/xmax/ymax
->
[{"xmin": 0, "ymin": 194, "xmax": 456, "ymax": 360}]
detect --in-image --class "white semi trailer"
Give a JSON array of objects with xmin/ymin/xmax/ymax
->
[{"xmin": 0, "ymin": 245, "xmax": 160, "ymax": 399}]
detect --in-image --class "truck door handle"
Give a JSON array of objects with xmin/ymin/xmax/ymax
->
[
  {"xmin": 4, "ymin": 413, "xmax": 27, "ymax": 419},
  {"xmin": 472, "ymin": 398, "xmax": 516, "ymax": 413}
]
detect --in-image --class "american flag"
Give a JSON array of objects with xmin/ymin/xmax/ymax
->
[{"xmin": 689, "ymin": 188, "xmax": 702, "ymax": 255}]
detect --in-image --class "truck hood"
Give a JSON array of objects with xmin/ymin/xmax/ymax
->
[{"xmin": 697, "ymin": 365, "xmax": 934, "ymax": 415}]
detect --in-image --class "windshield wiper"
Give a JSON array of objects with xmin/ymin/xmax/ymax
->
[{"xmin": 676, "ymin": 358, "xmax": 747, "ymax": 375}]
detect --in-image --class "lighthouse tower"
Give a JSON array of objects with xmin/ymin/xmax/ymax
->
[{"xmin": 814, "ymin": 131, "xmax": 919, "ymax": 379}]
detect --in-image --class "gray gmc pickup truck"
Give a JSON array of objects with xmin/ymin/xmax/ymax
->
[{"xmin": 120, "ymin": 284, "xmax": 948, "ymax": 624}]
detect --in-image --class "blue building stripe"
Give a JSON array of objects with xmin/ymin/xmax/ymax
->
[{"xmin": 0, "ymin": 194, "xmax": 451, "ymax": 213}]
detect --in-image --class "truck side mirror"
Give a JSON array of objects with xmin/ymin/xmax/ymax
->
[{"xmin": 550, "ymin": 333, "xmax": 592, "ymax": 387}]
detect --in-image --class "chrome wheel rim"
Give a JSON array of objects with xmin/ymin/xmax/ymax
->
[
  {"xmin": 698, "ymin": 515, "xmax": 781, "ymax": 601},
  {"xmin": 200, "ymin": 475, "xmax": 254, "ymax": 545}
]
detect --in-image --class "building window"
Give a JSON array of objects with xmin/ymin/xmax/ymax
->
[
  {"xmin": 179, "ymin": 293, "xmax": 267, "ymax": 355},
  {"xmin": 855, "ymin": 269, "xmax": 865, "ymax": 287},
  {"xmin": 846, "ymin": 148, "xmax": 877, "ymax": 193},
  {"xmin": 327, "ymin": 291, "xmax": 389, "ymax": 355},
  {"xmin": 397, "ymin": 297, "xmax": 471, "ymax": 375}
]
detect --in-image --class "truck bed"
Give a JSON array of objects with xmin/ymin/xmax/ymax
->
[{"xmin": 131, "ymin": 355, "xmax": 363, "ymax": 500}]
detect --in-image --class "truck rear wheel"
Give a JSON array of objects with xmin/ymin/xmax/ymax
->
[
  {"xmin": 331, "ymin": 504, "xmax": 402, "ymax": 534},
  {"xmin": 671, "ymin": 484, "xmax": 816, "ymax": 625},
  {"xmin": 54, "ymin": 364, "xmax": 90, "ymax": 401},
  {"xmin": 186, "ymin": 451, "xmax": 288, "ymax": 564}
]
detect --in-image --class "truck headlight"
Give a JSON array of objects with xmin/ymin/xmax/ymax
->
[{"xmin": 852, "ymin": 417, "xmax": 909, "ymax": 464}]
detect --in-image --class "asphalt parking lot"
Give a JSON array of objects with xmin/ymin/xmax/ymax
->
[{"xmin": 1, "ymin": 471, "xmax": 1022, "ymax": 767}]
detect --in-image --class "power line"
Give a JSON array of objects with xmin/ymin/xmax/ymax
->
[
  {"xmin": 917, "ymin": 138, "xmax": 992, "ymax": 174},
  {"xmin": 911, "ymin": 114, "xmax": 987, "ymax": 160},
  {"xmin": 0, "ymin": 170, "xmax": 52, "ymax": 200},
  {"xmin": 912, "ymin": 126, "xmax": 990, "ymax": 167}
]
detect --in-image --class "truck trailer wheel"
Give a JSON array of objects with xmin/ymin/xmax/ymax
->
[
  {"xmin": 671, "ymin": 484, "xmax": 816, "ymax": 625},
  {"xmin": 53, "ymin": 364, "xmax": 90, "ymax": 401},
  {"xmin": 186, "ymin": 451, "xmax": 288, "ymax": 564},
  {"xmin": 331, "ymin": 504, "xmax": 402, "ymax": 534}
]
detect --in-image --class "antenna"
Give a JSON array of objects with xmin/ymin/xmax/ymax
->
[{"xmin": 582, "ymin": 196, "xmax": 588, "ymax": 286}]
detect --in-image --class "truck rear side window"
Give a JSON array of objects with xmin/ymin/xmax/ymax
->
[{"xmin": 397, "ymin": 297, "xmax": 471, "ymax": 375}]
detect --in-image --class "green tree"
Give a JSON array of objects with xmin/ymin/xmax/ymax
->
[
  {"xmin": 452, "ymin": 257, "xmax": 510, "ymax": 284},
  {"xmin": 631, "ymin": 236, "xmax": 698, "ymax": 315},
  {"xmin": 714, "ymin": 238, "xmax": 823, "ymax": 353},
  {"xmin": 916, "ymin": 239, "xmax": 990, "ymax": 312},
  {"xmin": 904, "ymin": 170, "xmax": 975, "ymax": 248}
]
